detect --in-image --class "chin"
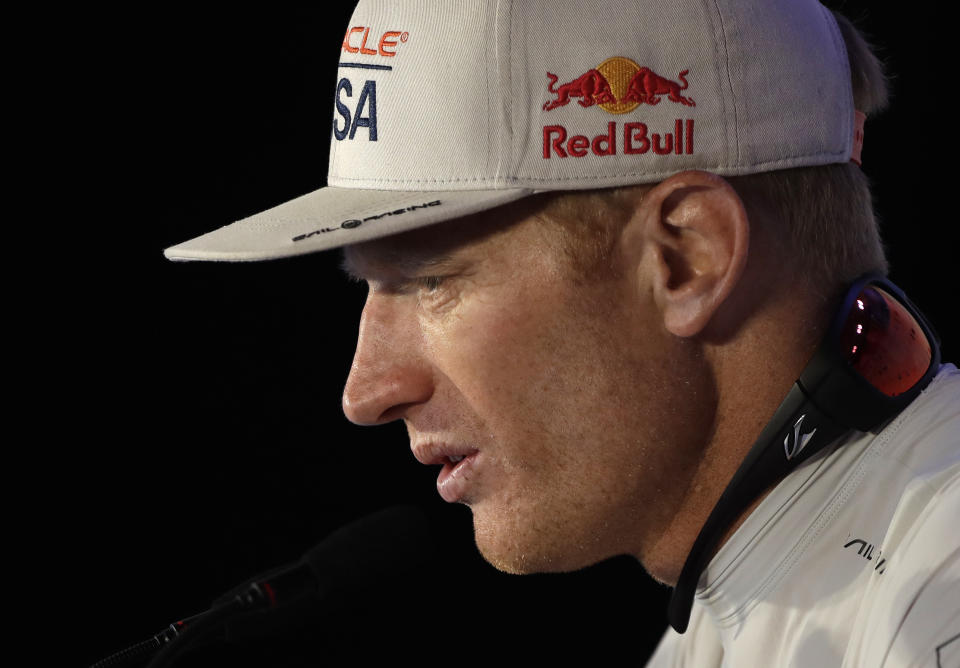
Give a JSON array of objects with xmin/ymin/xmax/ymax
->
[{"xmin": 469, "ymin": 504, "xmax": 613, "ymax": 575}]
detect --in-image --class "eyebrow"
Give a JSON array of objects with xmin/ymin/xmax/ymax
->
[{"xmin": 339, "ymin": 247, "xmax": 459, "ymax": 283}]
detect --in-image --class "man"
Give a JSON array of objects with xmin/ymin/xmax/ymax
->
[{"xmin": 165, "ymin": 0, "xmax": 959, "ymax": 664}]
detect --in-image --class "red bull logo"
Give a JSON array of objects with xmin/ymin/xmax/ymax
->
[
  {"xmin": 542, "ymin": 57, "xmax": 695, "ymax": 112},
  {"xmin": 540, "ymin": 57, "xmax": 696, "ymax": 160},
  {"xmin": 543, "ymin": 120, "xmax": 694, "ymax": 159}
]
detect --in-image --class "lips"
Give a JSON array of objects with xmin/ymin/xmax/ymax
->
[
  {"xmin": 436, "ymin": 452, "xmax": 480, "ymax": 502},
  {"xmin": 411, "ymin": 443, "xmax": 480, "ymax": 503}
]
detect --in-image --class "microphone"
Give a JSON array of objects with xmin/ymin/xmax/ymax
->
[
  {"xmin": 216, "ymin": 503, "xmax": 435, "ymax": 622},
  {"xmin": 90, "ymin": 505, "xmax": 434, "ymax": 668}
]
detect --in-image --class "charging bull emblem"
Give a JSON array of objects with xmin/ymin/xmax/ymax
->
[
  {"xmin": 542, "ymin": 70, "xmax": 617, "ymax": 110},
  {"xmin": 542, "ymin": 57, "xmax": 695, "ymax": 114},
  {"xmin": 623, "ymin": 67, "xmax": 695, "ymax": 107}
]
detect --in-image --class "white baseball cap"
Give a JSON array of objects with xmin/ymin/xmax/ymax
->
[{"xmin": 164, "ymin": 0, "xmax": 863, "ymax": 262}]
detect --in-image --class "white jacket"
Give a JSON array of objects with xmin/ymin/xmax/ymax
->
[{"xmin": 648, "ymin": 364, "xmax": 960, "ymax": 668}]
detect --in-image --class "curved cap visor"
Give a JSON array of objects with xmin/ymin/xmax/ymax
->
[{"xmin": 163, "ymin": 186, "xmax": 534, "ymax": 261}]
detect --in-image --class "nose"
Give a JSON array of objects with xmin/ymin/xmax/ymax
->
[{"xmin": 342, "ymin": 294, "xmax": 434, "ymax": 425}]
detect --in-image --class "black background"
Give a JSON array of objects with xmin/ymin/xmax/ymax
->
[{"xmin": 62, "ymin": 3, "xmax": 955, "ymax": 666}]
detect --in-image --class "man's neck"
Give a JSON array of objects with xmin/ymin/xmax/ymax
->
[{"xmin": 644, "ymin": 281, "xmax": 832, "ymax": 585}]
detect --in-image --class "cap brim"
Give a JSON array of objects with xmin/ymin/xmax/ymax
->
[{"xmin": 164, "ymin": 185, "xmax": 535, "ymax": 262}]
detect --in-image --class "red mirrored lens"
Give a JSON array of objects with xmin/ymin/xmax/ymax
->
[{"xmin": 838, "ymin": 286, "xmax": 932, "ymax": 397}]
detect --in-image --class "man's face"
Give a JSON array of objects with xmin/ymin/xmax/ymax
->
[{"xmin": 342, "ymin": 200, "xmax": 713, "ymax": 576}]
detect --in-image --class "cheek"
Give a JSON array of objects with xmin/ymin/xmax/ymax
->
[
  {"xmin": 427, "ymin": 277, "xmax": 716, "ymax": 570},
  {"xmin": 429, "ymin": 286, "xmax": 577, "ymax": 438},
  {"xmin": 431, "ymin": 283, "xmax": 646, "ymax": 491}
]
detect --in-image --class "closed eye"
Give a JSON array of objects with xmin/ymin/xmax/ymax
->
[
  {"xmin": 415, "ymin": 274, "xmax": 461, "ymax": 313},
  {"xmin": 419, "ymin": 276, "xmax": 445, "ymax": 292}
]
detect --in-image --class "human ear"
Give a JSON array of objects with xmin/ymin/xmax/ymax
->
[{"xmin": 633, "ymin": 170, "xmax": 749, "ymax": 338}]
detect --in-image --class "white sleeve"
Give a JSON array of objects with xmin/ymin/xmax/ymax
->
[{"xmin": 645, "ymin": 601, "xmax": 723, "ymax": 668}]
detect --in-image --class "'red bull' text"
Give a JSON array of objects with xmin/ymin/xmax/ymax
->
[{"xmin": 543, "ymin": 120, "xmax": 695, "ymax": 159}]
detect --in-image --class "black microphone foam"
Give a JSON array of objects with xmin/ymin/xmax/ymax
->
[
  {"xmin": 301, "ymin": 504, "xmax": 434, "ymax": 597},
  {"xmin": 212, "ymin": 504, "xmax": 436, "ymax": 643}
]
